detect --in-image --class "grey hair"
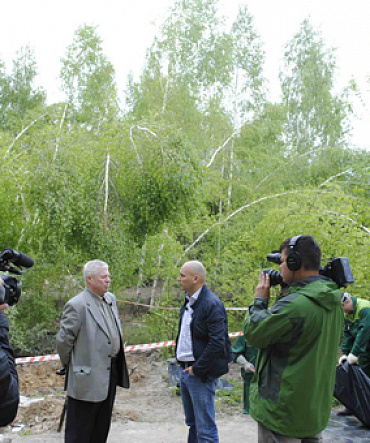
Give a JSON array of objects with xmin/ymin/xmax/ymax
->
[{"xmin": 83, "ymin": 260, "xmax": 109, "ymax": 281}]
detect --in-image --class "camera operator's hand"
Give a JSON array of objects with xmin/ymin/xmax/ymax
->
[{"xmin": 254, "ymin": 271, "xmax": 270, "ymax": 300}]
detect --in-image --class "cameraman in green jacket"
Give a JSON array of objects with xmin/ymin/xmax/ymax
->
[{"xmin": 244, "ymin": 235, "xmax": 343, "ymax": 442}]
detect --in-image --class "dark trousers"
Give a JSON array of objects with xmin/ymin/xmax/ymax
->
[
  {"xmin": 0, "ymin": 400, "xmax": 18, "ymax": 427},
  {"xmin": 65, "ymin": 360, "xmax": 118, "ymax": 443}
]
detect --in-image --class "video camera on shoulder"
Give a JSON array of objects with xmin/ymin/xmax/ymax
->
[
  {"xmin": 0, "ymin": 249, "xmax": 34, "ymax": 306},
  {"xmin": 263, "ymin": 251, "xmax": 354, "ymax": 288}
]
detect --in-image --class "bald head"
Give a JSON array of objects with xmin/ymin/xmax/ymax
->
[
  {"xmin": 184, "ymin": 261, "xmax": 207, "ymax": 280},
  {"xmin": 178, "ymin": 261, "xmax": 207, "ymax": 296}
]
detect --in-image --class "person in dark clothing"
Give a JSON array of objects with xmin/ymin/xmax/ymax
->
[
  {"xmin": 0, "ymin": 278, "xmax": 19, "ymax": 427},
  {"xmin": 176, "ymin": 260, "xmax": 232, "ymax": 443}
]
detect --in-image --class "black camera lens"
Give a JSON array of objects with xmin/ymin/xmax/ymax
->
[{"xmin": 262, "ymin": 269, "xmax": 284, "ymax": 287}]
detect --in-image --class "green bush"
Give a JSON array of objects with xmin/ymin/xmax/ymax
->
[{"xmin": 7, "ymin": 293, "xmax": 61, "ymax": 356}]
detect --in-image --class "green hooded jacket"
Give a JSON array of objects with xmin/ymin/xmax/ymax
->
[
  {"xmin": 243, "ymin": 276, "xmax": 343, "ymax": 438},
  {"xmin": 341, "ymin": 296, "xmax": 370, "ymax": 376}
]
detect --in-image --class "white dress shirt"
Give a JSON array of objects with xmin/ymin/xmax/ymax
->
[{"xmin": 176, "ymin": 288, "xmax": 201, "ymax": 362}]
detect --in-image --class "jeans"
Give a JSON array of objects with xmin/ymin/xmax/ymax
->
[
  {"xmin": 258, "ymin": 423, "xmax": 323, "ymax": 442},
  {"xmin": 179, "ymin": 366, "xmax": 218, "ymax": 443}
]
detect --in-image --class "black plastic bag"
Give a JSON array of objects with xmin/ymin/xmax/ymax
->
[{"xmin": 334, "ymin": 361, "xmax": 370, "ymax": 427}]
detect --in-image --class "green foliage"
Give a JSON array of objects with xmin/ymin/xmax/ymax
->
[
  {"xmin": 7, "ymin": 293, "xmax": 60, "ymax": 356},
  {"xmin": 0, "ymin": 9, "xmax": 369, "ymax": 357},
  {"xmin": 139, "ymin": 291, "xmax": 181, "ymax": 345},
  {"xmin": 156, "ymin": 0, "xmax": 233, "ymax": 91},
  {"xmin": 280, "ymin": 18, "xmax": 351, "ymax": 153},
  {"xmin": 229, "ymin": 4, "xmax": 266, "ymax": 118},
  {"xmin": 215, "ymin": 378, "xmax": 243, "ymax": 412},
  {"xmin": 0, "ymin": 46, "xmax": 46, "ymax": 132},
  {"xmin": 116, "ymin": 127, "xmax": 203, "ymax": 240},
  {"xmin": 60, "ymin": 25, "xmax": 120, "ymax": 126}
]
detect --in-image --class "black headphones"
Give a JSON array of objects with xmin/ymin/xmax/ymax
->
[{"xmin": 286, "ymin": 235, "xmax": 302, "ymax": 271}]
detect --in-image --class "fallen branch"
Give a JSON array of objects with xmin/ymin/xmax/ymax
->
[
  {"xmin": 206, "ymin": 130, "xmax": 239, "ymax": 169},
  {"xmin": 176, "ymin": 190, "xmax": 299, "ymax": 265},
  {"xmin": 5, "ymin": 112, "xmax": 48, "ymax": 158},
  {"xmin": 325, "ymin": 210, "xmax": 370, "ymax": 234},
  {"xmin": 318, "ymin": 169, "xmax": 352, "ymax": 187}
]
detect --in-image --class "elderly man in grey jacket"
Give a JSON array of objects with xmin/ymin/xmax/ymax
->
[{"xmin": 56, "ymin": 260, "xmax": 129, "ymax": 443}]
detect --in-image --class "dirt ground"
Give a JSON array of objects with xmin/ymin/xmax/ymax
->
[
  {"xmin": 6, "ymin": 352, "xmax": 368, "ymax": 443},
  {"xmin": 8, "ymin": 350, "xmax": 244, "ymax": 439}
]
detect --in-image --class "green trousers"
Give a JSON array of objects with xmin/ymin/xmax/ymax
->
[{"xmin": 242, "ymin": 374, "xmax": 253, "ymax": 414}]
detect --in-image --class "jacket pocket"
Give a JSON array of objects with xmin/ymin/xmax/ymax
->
[{"xmin": 73, "ymin": 365, "xmax": 91, "ymax": 374}]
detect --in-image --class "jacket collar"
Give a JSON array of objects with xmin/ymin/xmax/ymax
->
[
  {"xmin": 84, "ymin": 289, "xmax": 111, "ymax": 338},
  {"xmin": 290, "ymin": 274, "xmax": 329, "ymax": 288},
  {"xmin": 186, "ymin": 284, "xmax": 207, "ymax": 310}
]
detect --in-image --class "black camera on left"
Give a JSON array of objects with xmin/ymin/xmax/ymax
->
[{"xmin": 0, "ymin": 248, "xmax": 34, "ymax": 306}]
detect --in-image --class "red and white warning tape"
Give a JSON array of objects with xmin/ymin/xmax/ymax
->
[
  {"xmin": 118, "ymin": 299, "xmax": 248, "ymax": 311},
  {"xmin": 15, "ymin": 331, "xmax": 243, "ymax": 365}
]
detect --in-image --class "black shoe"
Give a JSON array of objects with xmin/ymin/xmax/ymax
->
[{"xmin": 336, "ymin": 407, "xmax": 353, "ymax": 416}]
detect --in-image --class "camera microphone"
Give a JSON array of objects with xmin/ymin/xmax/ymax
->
[{"xmin": 1, "ymin": 249, "xmax": 34, "ymax": 268}]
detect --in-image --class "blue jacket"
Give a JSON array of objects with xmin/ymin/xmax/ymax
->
[{"xmin": 176, "ymin": 284, "xmax": 232, "ymax": 381}]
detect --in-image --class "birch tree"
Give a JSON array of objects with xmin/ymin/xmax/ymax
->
[
  {"xmin": 60, "ymin": 25, "xmax": 120, "ymax": 127},
  {"xmin": 280, "ymin": 19, "xmax": 351, "ymax": 154},
  {"xmin": 0, "ymin": 47, "xmax": 46, "ymax": 131}
]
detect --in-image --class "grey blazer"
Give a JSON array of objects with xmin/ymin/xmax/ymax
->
[{"xmin": 56, "ymin": 289, "xmax": 129, "ymax": 402}]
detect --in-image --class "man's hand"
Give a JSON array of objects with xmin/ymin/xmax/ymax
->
[
  {"xmin": 347, "ymin": 353, "xmax": 358, "ymax": 365},
  {"xmin": 183, "ymin": 366, "xmax": 194, "ymax": 376},
  {"xmin": 0, "ymin": 304, "xmax": 9, "ymax": 311},
  {"xmin": 254, "ymin": 272, "xmax": 270, "ymax": 300},
  {"xmin": 338, "ymin": 355, "xmax": 348, "ymax": 365}
]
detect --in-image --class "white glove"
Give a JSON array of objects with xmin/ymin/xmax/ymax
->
[
  {"xmin": 243, "ymin": 362, "xmax": 255, "ymax": 373},
  {"xmin": 338, "ymin": 355, "xmax": 348, "ymax": 365},
  {"xmin": 347, "ymin": 353, "xmax": 358, "ymax": 365},
  {"xmin": 236, "ymin": 355, "xmax": 255, "ymax": 373}
]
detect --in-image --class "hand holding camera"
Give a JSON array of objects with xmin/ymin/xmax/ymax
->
[{"xmin": 254, "ymin": 271, "xmax": 271, "ymax": 300}]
